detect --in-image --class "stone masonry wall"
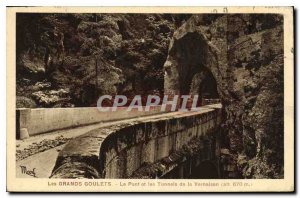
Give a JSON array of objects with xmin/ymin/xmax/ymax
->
[{"xmin": 51, "ymin": 104, "xmax": 222, "ymax": 178}]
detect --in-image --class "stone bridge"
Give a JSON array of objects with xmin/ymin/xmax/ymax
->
[
  {"xmin": 16, "ymin": 102, "xmax": 223, "ymax": 179},
  {"xmin": 46, "ymin": 104, "xmax": 222, "ymax": 179}
]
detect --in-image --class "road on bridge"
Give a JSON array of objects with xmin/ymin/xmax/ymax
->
[{"xmin": 16, "ymin": 106, "xmax": 219, "ymax": 178}]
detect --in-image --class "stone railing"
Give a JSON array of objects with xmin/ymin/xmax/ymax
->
[
  {"xmin": 16, "ymin": 106, "xmax": 166, "ymax": 139},
  {"xmin": 50, "ymin": 104, "xmax": 222, "ymax": 179}
]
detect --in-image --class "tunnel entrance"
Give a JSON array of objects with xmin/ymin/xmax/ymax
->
[
  {"xmin": 198, "ymin": 71, "xmax": 219, "ymax": 99},
  {"xmin": 164, "ymin": 31, "xmax": 220, "ymax": 106},
  {"xmin": 190, "ymin": 69, "xmax": 219, "ymax": 106}
]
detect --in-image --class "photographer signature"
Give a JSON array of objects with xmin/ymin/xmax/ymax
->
[{"xmin": 20, "ymin": 166, "xmax": 37, "ymax": 178}]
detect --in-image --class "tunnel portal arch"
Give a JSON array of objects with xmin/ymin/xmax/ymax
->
[{"xmin": 164, "ymin": 31, "xmax": 221, "ymax": 104}]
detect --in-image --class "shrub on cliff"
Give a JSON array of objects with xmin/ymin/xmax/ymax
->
[{"xmin": 16, "ymin": 13, "xmax": 190, "ymax": 107}]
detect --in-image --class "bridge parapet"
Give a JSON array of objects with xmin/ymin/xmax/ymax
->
[
  {"xmin": 50, "ymin": 104, "xmax": 222, "ymax": 179},
  {"xmin": 16, "ymin": 106, "xmax": 165, "ymax": 139}
]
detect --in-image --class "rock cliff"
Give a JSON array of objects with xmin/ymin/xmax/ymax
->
[
  {"xmin": 164, "ymin": 14, "xmax": 284, "ymax": 178},
  {"xmin": 16, "ymin": 14, "xmax": 191, "ymax": 107}
]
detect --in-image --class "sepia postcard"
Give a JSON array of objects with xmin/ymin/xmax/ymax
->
[{"xmin": 6, "ymin": 6, "xmax": 294, "ymax": 192}]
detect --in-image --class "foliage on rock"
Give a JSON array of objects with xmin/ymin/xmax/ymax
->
[{"xmin": 16, "ymin": 13, "xmax": 191, "ymax": 107}]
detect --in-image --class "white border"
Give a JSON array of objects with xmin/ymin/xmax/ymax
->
[{"xmin": 1, "ymin": 0, "xmax": 298, "ymax": 197}]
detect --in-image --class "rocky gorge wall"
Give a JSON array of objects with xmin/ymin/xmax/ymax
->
[
  {"xmin": 164, "ymin": 14, "xmax": 284, "ymax": 178},
  {"xmin": 16, "ymin": 106, "xmax": 165, "ymax": 139}
]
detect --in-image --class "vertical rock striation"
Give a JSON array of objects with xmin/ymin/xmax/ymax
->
[{"xmin": 164, "ymin": 14, "xmax": 284, "ymax": 178}]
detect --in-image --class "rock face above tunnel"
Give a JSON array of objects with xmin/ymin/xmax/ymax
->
[{"xmin": 164, "ymin": 14, "xmax": 284, "ymax": 178}]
